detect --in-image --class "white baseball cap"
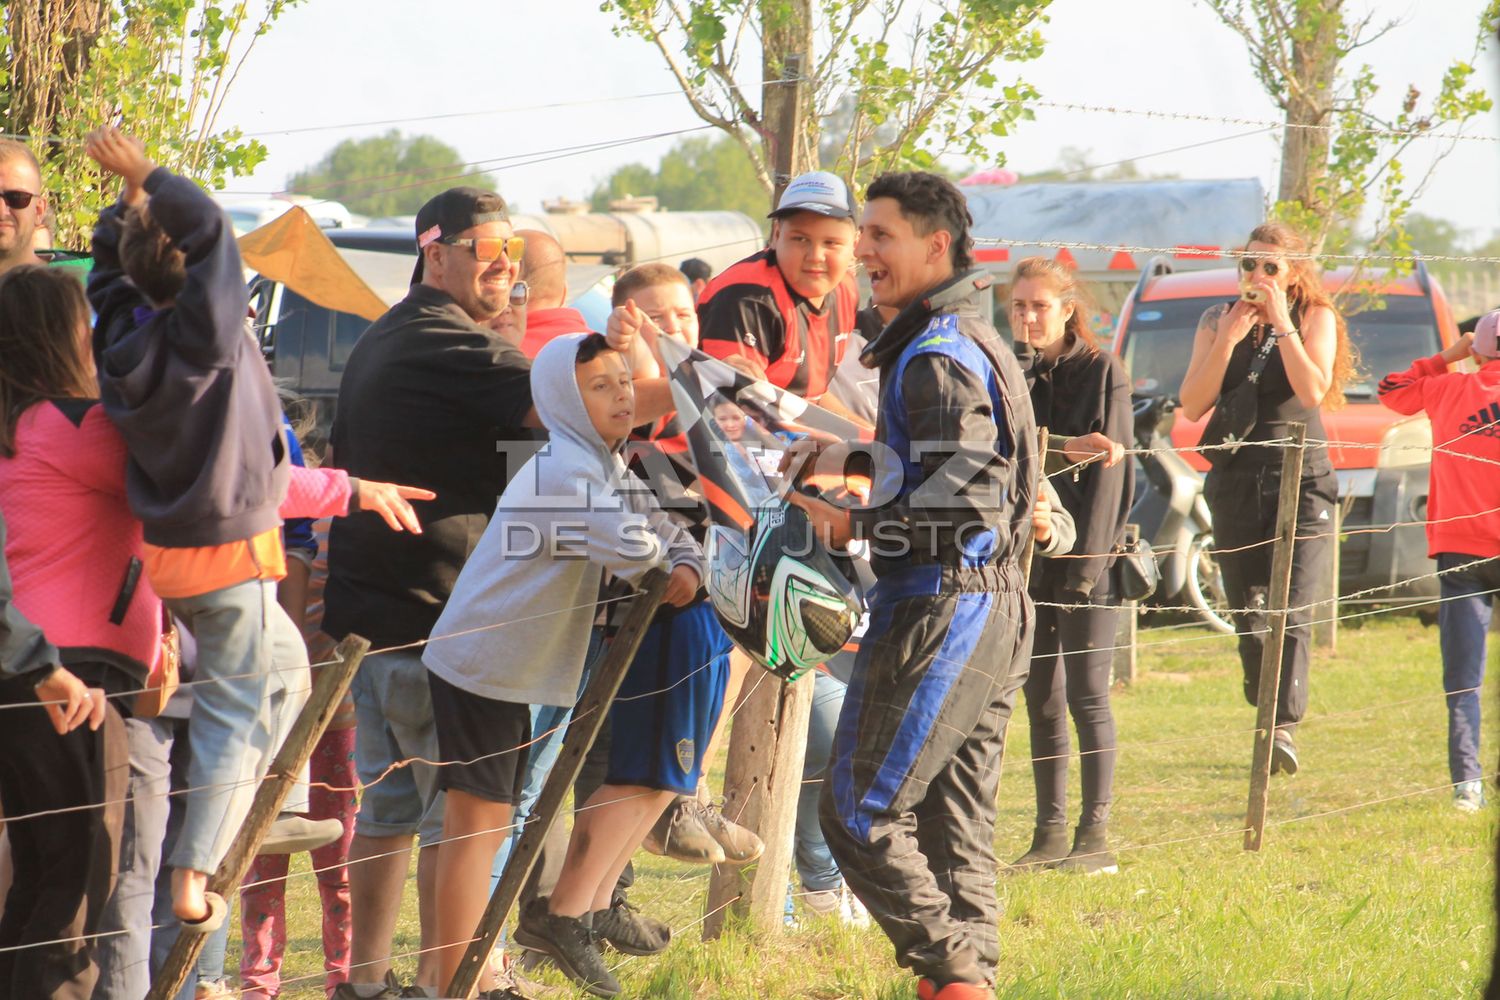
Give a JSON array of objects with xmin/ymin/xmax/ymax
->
[
  {"xmin": 769, "ymin": 170, "xmax": 855, "ymax": 221},
  {"xmin": 1473, "ymin": 310, "xmax": 1500, "ymax": 360}
]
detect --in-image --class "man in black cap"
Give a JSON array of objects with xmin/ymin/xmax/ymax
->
[{"xmin": 325, "ymin": 187, "xmax": 671, "ymax": 998}]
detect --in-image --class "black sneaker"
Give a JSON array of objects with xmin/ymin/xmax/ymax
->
[
  {"xmin": 1271, "ymin": 730, "xmax": 1299, "ymax": 775},
  {"xmin": 512, "ymin": 898, "xmax": 621, "ymax": 998},
  {"xmin": 593, "ymin": 895, "xmax": 670, "ymax": 956},
  {"xmin": 331, "ymin": 971, "xmax": 406, "ymax": 999}
]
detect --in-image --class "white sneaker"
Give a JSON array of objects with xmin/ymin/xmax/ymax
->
[
  {"xmin": 1455, "ymin": 780, "xmax": 1487, "ymax": 813},
  {"xmin": 838, "ymin": 885, "xmax": 871, "ymax": 928}
]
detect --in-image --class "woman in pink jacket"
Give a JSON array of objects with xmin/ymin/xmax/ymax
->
[{"xmin": 0, "ymin": 265, "xmax": 430, "ymax": 998}]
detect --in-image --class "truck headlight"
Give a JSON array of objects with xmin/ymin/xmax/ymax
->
[{"xmin": 1376, "ymin": 415, "xmax": 1432, "ymax": 469}]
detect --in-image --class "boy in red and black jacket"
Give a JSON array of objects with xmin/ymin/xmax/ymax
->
[{"xmin": 1378, "ymin": 312, "xmax": 1500, "ymax": 812}]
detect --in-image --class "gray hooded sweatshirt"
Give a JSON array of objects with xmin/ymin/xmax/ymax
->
[{"xmin": 423, "ymin": 334, "xmax": 702, "ymax": 707}]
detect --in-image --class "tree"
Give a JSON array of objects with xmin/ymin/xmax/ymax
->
[
  {"xmin": 1393, "ymin": 212, "xmax": 1467, "ymax": 257},
  {"xmin": 1, "ymin": 0, "xmax": 302, "ymax": 247},
  {"xmin": 1201, "ymin": 0, "xmax": 1498, "ymax": 255},
  {"xmin": 599, "ymin": 0, "xmax": 1052, "ymax": 201},
  {"xmin": 286, "ymin": 131, "xmax": 496, "ymax": 218},
  {"xmin": 590, "ymin": 133, "xmax": 767, "ymax": 218}
]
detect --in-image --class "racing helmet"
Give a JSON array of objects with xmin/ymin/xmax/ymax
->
[{"xmin": 704, "ymin": 498, "xmax": 862, "ymax": 682}]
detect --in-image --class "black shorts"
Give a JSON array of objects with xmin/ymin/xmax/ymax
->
[{"xmin": 426, "ymin": 671, "xmax": 531, "ymax": 804}]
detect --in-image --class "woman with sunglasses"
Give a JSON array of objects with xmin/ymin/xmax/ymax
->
[{"xmin": 1179, "ymin": 221, "xmax": 1354, "ymax": 775}]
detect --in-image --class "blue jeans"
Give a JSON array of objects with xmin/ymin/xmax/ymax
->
[
  {"xmin": 794, "ymin": 670, "xmax": 847, "ymax": 892},
  {"xmin": 1438, "ymin": 553, "xmax": 1500, "ymax": 784},
  {"xmin": 165, "ymin": 579, "xmax": 308, "ymax": 874},
  {"xmin": 93, "ymin": 715, "xmax": 229, "ymax": 1000}
]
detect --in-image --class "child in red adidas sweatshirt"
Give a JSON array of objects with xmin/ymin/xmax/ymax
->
[{"xmin": 1378, "ymin": 312, "xmax": 1500, "ymax": 812}]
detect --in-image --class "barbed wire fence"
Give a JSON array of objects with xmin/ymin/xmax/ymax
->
[
  {"xmin": 1, "ymin": 91, "xmax": 1496, "ymax": 993},
  {"xmin": 0, "ymin": 423, "xmax": 1494, "ymax": 995}
]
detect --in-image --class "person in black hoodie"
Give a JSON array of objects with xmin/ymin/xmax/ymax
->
[{"xmin": 1005, "ymin": 257, "xmax": 1134, "ymax": 876}]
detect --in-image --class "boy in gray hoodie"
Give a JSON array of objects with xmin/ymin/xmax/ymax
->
[{"xmin": 422, "ymin": 333, "xmax": 702, "ymax": 994}]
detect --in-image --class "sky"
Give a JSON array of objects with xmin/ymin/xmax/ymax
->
[{"xmin": 216, "ymin": 0, "xmax": 1500, "ymax": 242}]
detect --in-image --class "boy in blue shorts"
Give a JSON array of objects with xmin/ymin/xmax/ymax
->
[{"xmin": 423, "ymin": 333, "xmax": 704, "ymax": 997}]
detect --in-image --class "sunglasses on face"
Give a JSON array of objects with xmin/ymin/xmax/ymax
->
[
  {"xmin": 0, "ymin": 190, "xmax": 37, "ymax": 211},
  {"xmin": 1240, "ymin": 258, "xmax": 1280, "ymax": 278},
  {"xmin": 442, "ymin": 235, "xmax": 525, "ymax": 264}
]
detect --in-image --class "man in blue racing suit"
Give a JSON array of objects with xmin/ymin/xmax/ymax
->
[{"xmin": 788, "ymin": 170, "xmax": 1038, "ymax": 1000}]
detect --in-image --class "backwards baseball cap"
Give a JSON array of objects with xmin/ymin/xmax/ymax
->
[
  {"xmin": 768, "ymin": 170, "xmax": 855, "ymax": 221},
  {"xmin": 411, "ymin": 186, "xmax": 510, "ymax": 283},
  {"xmin": 1474, "ymin": 310, "xmax": 1500, "ymax": 361}
]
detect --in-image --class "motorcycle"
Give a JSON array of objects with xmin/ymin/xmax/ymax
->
[{"xmin": 1127, "ymin": 393, "xmax": 1233, "ymax": 633}]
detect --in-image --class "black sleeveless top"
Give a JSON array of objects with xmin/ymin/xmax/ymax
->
[{"xmin": 1215, "ymin": 301, "xmax": 1330, "ymax": 474}]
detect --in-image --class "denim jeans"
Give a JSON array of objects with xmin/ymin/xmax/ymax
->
[
  {"xmin": 794, "ymin": 670, "xmax": 847, "ymax": 893},
  {"xmin": 1438, "ymin": 553, "xmax": 1500, "ymax": 784},
  {"xmin": 165, "ymin": 579, "xmax": 308, "ymax": 874},
  {"xmin": 93, "ymin": 715, "xmax": 230, "ymax": 1000}
]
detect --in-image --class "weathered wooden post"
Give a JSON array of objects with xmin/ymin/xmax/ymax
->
[
  {"xmin": 446, "ymin": 570, "xmax": 669, "ymax": 998},
  {"xmin": 148, "ymin": 634, "xmax": 370, "ymax": 1000},
  {"xmin": 1244, "ymin": 423, "xmax": 1307, "ymax": 852}
]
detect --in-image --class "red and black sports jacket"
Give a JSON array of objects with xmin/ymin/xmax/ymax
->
[{"xmin": 696, "ymin": 249, "xmax": 858, "ymax": 402}]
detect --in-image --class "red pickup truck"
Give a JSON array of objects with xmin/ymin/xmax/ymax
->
[{"xmin": 1112, "ymin": 258, "xmax": 1460, "ymax": 603}]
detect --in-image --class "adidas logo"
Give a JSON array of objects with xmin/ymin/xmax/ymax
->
[{"xmin": 1459, "ymin": 402, "xmax": 1500, "ymax": 440}]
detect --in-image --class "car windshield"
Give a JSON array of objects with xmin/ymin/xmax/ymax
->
[{"xmin": 1121, "ymin": 293, "xmax": 1441, "ymax": 402}]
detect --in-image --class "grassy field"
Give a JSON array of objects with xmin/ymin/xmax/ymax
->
[{"xmin": 249, "ymin": 614, "xmax": 1497, "ymax": 999}]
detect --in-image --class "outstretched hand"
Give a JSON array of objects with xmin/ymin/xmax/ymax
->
[
  {"xmin": 353, "ymin": 481, "xmax": 437, "ymax": 533},
  {"xmin": 84, "ymin": 127, "xmax": 155, "ymax": 205}
]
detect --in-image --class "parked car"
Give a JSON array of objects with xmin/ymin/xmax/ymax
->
[{"xmin": 1112, "ymin": 257, "xmax": 1461, "ymax": 603}]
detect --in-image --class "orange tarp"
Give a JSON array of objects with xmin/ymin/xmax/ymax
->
[{"xmin": 238, "ymin": 206, "xmax": 388, "ymax": 322}]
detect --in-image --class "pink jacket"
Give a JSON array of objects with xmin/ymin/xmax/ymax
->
[{"xmin": 0, "ymin": 400, "xmax": 355, "ymax": 678}]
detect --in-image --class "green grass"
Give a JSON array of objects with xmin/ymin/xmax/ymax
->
[{"xmin": 248, "ymin": 615, "xmax": 1496, "ymax": 999}]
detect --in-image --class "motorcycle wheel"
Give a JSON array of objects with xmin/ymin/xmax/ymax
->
[{"xmin": 1186, "ymin": 532, "xmax": 1235, "ymax": 634}]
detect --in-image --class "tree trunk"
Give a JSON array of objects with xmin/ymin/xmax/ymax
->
[
  {"xmin": 5, "ymin": 0, "xmax": 110, "ymax": 157},
  {"xmin": 1276, "ymin": 0, "xmax": 1342, "ymax": 246},
  {"xmin": 760, "ymin": 0, "xmax": 816, "ymax": 195}
]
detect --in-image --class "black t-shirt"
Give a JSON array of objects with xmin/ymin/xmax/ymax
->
[{"xmin": 324, "ymin": 284, "xmax": 535, "ymax": 647}]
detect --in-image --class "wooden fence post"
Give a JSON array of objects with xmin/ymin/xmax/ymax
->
[
  {"xmin": 1312, "ymin": 503, "xmax": 1339, "ymax": 653},
  {"xmin": 702, "ymin": 667, "xmax": 815, "ymax": 938},
  {"xmin": 445, "ymin": 569, "xmax": 669, "ymax": 999},
  {"xmin": 1244, "ymin": 423, "xmax": 1307, "ymax": 852},
  {"xmin": 148, "ymin": 634, "xmax": 370, "ymax": 1000}
]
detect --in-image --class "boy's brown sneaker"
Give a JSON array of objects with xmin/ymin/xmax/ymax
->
[
  {"xmin": 698, "ymin": 799, "xmax": 764, "ymax": 865},
  {"xmin": 642, "ymin": 796, "xmax": 726, "ymax": 864}
]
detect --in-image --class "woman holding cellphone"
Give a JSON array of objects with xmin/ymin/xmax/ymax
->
[{"xmin": 1179, "ymin": 221, "xmax": 1353, "ymax": 776}]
